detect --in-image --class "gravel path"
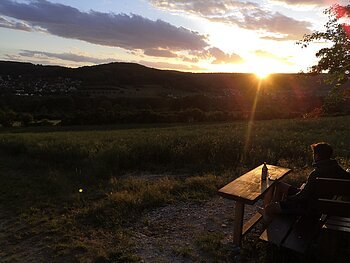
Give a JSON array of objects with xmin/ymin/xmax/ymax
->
[{"xmin": 129, "ymin": 197, "xmax": 263, "ymax": 262}]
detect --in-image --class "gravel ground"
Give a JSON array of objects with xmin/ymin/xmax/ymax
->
[{"xmin": 129, "ymin": 197, "xmax": 264, "ymax": 262}]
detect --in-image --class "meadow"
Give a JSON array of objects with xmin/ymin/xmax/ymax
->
[{"xmin": 0, "ymin": 116, "xmax": 349, "ymax": 262}]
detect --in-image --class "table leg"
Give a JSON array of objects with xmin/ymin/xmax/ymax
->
[{"xmin": 233, "ymin": 201, "xmax": 245, "ymax": 246}]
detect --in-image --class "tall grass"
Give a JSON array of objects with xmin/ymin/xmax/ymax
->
[{"xmin": 0, "ymin": 116, "xmax": 349, "ymax": 176}]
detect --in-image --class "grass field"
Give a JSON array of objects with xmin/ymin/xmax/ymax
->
[{"xmin": 0, "ymin": 116, "xmax": 349, "ymax": 261}]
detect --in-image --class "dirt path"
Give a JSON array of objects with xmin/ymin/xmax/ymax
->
[
  {"xmin": 129, "ymin": 197, "xmax": 263, "ymax": 262},
  {"xmin": 0, "ymin": 197, "xmax": 264, "ymax": 262},
  {"xmin": 0, "ymin": 209, "xmax": 51, "ymax": 262}
]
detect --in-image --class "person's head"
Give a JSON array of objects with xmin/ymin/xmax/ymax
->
[{"xmin": 311, "ymin": 142, "xmax": 333, "ymax": 162}]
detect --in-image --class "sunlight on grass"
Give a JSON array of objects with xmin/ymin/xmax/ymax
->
[{"xmin": 243, "ymin": 78, "xmax": 263, "ymax": 162}]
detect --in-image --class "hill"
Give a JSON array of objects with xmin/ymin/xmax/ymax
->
[
  {"xmin": 1, "ymin": 60, "xmax": 347, "ymax": 126},
  {"xmin": 0, "ymin": 60, "xmax": 331, "ymax": 96}
]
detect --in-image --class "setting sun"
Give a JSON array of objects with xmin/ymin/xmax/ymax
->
[{"xmin": 255, "ymin": 70, "xmax": 270, "ymax": 79}]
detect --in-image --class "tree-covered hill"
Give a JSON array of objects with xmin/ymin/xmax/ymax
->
[{"xmin": 0, "ymin": 60, "xmax": 331, "ymax": 95}]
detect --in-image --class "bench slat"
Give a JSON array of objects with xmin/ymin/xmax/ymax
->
[
  {"xmin": 282, "ymin": 216, "xmax": 320, "ymax": 253},
  {"xmin": 242, "ymin": 212, "xmax": 262, "ymax": 236},
  {"xmin": 315, "ymin": 178, "xmax": 350, "ymax": 196},
  {"xmin": 317, "ymin": 199, "xmax": 350, "ymax": 217},
  {"xmin": 326, "ymin": 219, "xmax": 350, "ymax": 228},
  {"xmin": 323, "ymin": 224, "xmax": 350, "ymax": 233},
  {"xmin": 328, "ymin": 216, "xmax": 350, "ymax": 223},
  {"xmin": 260, "ymin": 215, "xmax": 297, "ymax": 246}
]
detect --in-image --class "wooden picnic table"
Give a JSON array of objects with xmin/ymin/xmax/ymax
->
[{"xmin": 218, "ymin": 164, "xmax": 291, "ymax": 246}]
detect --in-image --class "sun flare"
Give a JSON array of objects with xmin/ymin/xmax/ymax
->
[{"xmin": 255, "ymin": 70, "xmax": 270, "ymax": 79}]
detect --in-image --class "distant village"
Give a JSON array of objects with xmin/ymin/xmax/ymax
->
[
  {"xmin": 0, "ymin": 73, "xmax": 331, "ymax": 99},
  {"xmin": 0, "ymin": 75, "xmax": 80, "ymax": 96}
]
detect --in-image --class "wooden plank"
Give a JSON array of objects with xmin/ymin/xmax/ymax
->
[
  {"xmin": 326, "ymin": 218, "xmax": 350, "ymax": 228},
  {"xmin": 242, "ymin": 212, "xmax": 262, "ymax": 236},
  {"xmin": 328, "ymin": 216, "xmax": 350, "ymax": 223},
  {"xmin": 282, "ymin": 216, "xmax": 320, "ymax": 253},
  {"xmin": 317, "ymin": 199, "xmax": 350, "ymax": 217},
  {"xmin": 323, "ymin": 224, "xmax": 350, "ymax": 233},
  {"xmin": 259, "ymin": 215, "xmax": 297, "ymax": 246},
  {"xmin": 218, "ymin": 164, "xmax": 291, "ymax": 204},
  {"xmin": 315, "ymin": 178, "xmax": 350, "ymax": 196},
  {"xmin": 233, "ymin": 201, "xmax": 245, "ymax": 246}
]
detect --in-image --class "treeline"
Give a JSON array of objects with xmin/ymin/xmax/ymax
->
[
  {"xmin": 0, "ymin": 94, "xmax": 309, "ymax": 126},
  {"xmin": 0, "ymin": 107, "xmax": 301, "ymax": 127},
  {"xmin": 0, "ymin": 91, "xmax": 348, "ymax": 127},
  {"xmin": 0, "ymin": 110, "xmax": 34, "ymax": 127}
]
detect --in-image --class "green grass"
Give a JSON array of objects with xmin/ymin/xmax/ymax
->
[
  {"xmin": 1, "ymin": 116, "xmax": 349, "ymax": 174},
  {"xmin": 0, "ymin": 116, "xmax": 349, "ymax": 261}
]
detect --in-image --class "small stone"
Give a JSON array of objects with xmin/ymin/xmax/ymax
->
[{"xmin": 221, "ymin": 224, "xmax": 227, "ymax": 227}]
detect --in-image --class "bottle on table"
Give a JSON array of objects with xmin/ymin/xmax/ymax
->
[{"xmin": 261, "ymin": 162, "xmax": 268, "ymax": 180}]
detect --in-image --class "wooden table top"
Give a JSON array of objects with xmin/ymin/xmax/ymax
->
[{"xmin": 218, "ymin": 164, "xmax": 291, "ymax": 205}]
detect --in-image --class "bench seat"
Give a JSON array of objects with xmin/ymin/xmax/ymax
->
[
  {"xmin": 260, "ymin": 214, "xmax": 321, "ymax": 253},
  {"xmin": 260, "ymin": 177, "xmax": 350, "ymax": 254}
]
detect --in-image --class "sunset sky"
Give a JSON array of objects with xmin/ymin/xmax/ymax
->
[{"xmin": 0, "ymin": 0, "xmax": 348, "ymax": 73}]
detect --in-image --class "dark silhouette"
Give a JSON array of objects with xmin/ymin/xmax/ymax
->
[{"xmin": 261, "ymin": 142, "xmax": 350, "ymax": 221}]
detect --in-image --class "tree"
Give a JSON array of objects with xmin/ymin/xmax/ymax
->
[
  {"xmin": 298, "ymin": 4, "xmax": 350, "ymax": 88},
  {"xmin": 20, "ymin": 113, "xmax": 34, "ymax": 126}
]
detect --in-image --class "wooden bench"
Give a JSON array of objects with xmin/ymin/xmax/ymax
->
[{"xmin": 260, "ymin": 177, "xmax": 350, "ymax": 255}]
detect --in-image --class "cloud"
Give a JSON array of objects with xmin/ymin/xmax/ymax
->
[
  {"xmin": 139, "ymin": 60, "xmax": 205, "ymax": 71},
  {"xmin": 233, "ymin": 11, "xmax": 312, "ymax": 40},
  {"xmin": 150, "ymin": 0, "xmax": 313, "ymax": 40},
  {"xmin": 0, "ymin": 0, "xmax": 208, "ymax": 51},
  {"xmin": 189, "ymin": 47, "xmax": 244, "ymax": 64},
  {"xmin": 207, "ymin": 48, "xmax": 243, "ymax": 64},
  {"xmin": 150, "ymin": 0, "xmax": 259, "ymax": 16},
  {"xmin": 0, "ymin": 1, "xmax": 246, "ymax": 67},
  {"xmin": 0, "ymin": 15, "xmax": 32, "ymax": 31},
  {"xmin": 254, "ymin": 49, "xmax": 294, "ymax": 64},
  {"xmin": 3, "ymin": 53, "xmax": 82, "ymax": 67},
  {"xmin": 143, "ymin": 49, "xmax": 178, "ymax": 58},
  {"xmin": 269, "ymin": 0, "xmax": 348, "ymax": 6},
  {"xmin": 17, "ymin": 50, "xmax": 115, "ymax": 64}
]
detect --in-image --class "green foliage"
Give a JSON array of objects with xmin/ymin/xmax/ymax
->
[
  {"xmin": 298, "ymin": 4, "xmax": 350, "ymax": 87},
  {"xmin": 0, "ymin": 110, "xmax": 17, "ymax": 127},
  {"xmin": 19, "ymin": 113, "xmax": 34, "ymax": 126}
]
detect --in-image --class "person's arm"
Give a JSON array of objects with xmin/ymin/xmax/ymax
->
[{"xmin": 286, "ymin": 171, "xmax": 317, "ymax": 202}]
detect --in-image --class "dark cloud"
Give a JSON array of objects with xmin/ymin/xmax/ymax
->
[
  {"xmin": 144, "ymin": 49, "xmax": 178, "ymax": 58},
  {"xmin": 0, "ymin": 0, "xmax": 208, "ymax": 51},
  {"xmin": 139, "ymin": 60, "xmax": 204, "ymax": 71},
  {"xmin": 18, "ymin": 50, "xmax": 115, "ymax": 64},
  {"xmin": 0, "ymin": 15, "xmax": 32, "ymax": 31},
  {"xmin": 150, "ymin": 0, "xmax": 312, "ymax": 40}
]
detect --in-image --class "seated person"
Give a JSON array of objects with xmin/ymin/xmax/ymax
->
[{"xmin": 261, "ymin": 142, "xmax": 349, "ymax": 221}]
